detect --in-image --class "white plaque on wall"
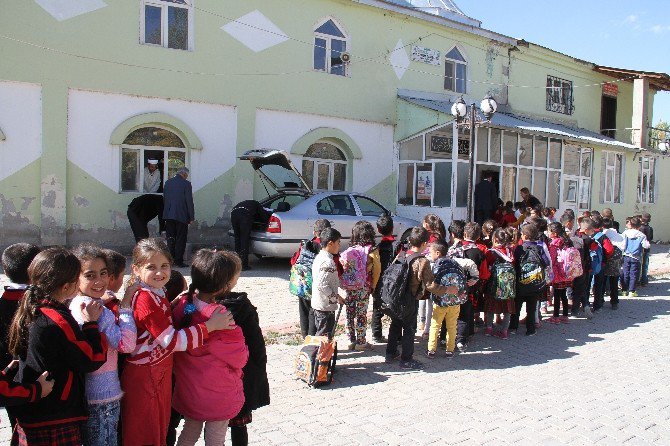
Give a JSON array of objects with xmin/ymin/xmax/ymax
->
[{"xmin": 411, "ymin": 46, "xmax": 441, "ymax": 66}]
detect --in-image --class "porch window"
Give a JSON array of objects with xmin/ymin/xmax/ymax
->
[
  {"xmin": 444, "ymin": 47, "xmax": 467, "ymax": 93},
  {"xmin": 546, "ymin": 75, "xmax": 573, "ymax": 115},
  {"xmin": 301, "ymin": 143, "xmax": 347, "ymax": 191},
  {"xmin": 141, "ymin": 0, "xmax": 192, "ymax": 50},
  {"xmin": 601, "ymin": 151, "xmax": 624, "ymax": 204},
  {"xmin": 638, "ymin": 156, "xmax": 656, "ymax": 203},
  {"xmin": 120, "ymin": 126, "xmax": 187, "ymax": 193},
  {"xmin": 314, "ymin": 19, "xmax": 348, "ymax": 76}
]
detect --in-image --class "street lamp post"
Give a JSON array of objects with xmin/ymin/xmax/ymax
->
[{"xmin": 451, "ymin": 94, "xmax": 497, "ymax": 221}]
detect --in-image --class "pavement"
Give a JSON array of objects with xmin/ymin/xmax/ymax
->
[{"xmin": 1, "ymin": 245, "xmax": 670, "ymax": 445}]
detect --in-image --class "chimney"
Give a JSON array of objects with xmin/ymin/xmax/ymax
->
[{"xmin": 631, "ymin": 77, "xmax": 649, "ymax": 148}]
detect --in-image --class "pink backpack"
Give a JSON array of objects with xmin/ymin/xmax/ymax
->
[
  {"xmin": 556, "ymin": 246, "xmax": 583, "ymax": 281},
  {"xmin": 339, "ymin": 246, "xmax": 370, "ymax": 291}
]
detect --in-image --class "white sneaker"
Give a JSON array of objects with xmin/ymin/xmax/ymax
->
[{"xmin": 583, "ymin": 307, "xmax": 593, "ymax": 319}]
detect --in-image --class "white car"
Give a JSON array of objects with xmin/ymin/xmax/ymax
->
[{"xmin": 234, "ymin": 149, "xmax": 420, "ymax": 258}]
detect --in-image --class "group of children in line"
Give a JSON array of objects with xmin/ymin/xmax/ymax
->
[
  {"xmin": 0, "ymin": 239, "xmax": 269, "ymax": 446},
  {"xmin": 291, "ymin": 206, "xmax": 654, "ymax": 370}
]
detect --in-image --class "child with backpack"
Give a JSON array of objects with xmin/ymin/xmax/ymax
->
[
  {"xmin": 591, "ymin": 215, "xmax": 616, "ymax": 312},
  {"xmin": 483, "ymin": 228, "xmax": 516, "ymax": 340},
  {"xmin": 462, "ymin": 222, "xmax": 489, "ymax": 331},
  {"xmin": 509, "ymin": 224, "xmax": 549, "ymax": 336},
  {"xmin": 546, "ymin": 223, "xmax": 582, "ymax": 323},
  {"xmin": 382, "ymin": 227, "xmax": 451, "ymax": 370},
  {"xmin": 371, "ymin": 215, "xmax": 396, "ymax": 343},
  {"xmin": 481, "ymin": 219, "xmax": 498, "ymax": 249},
  {"xmin": 340, "ymin": 221, "xmax": 381, "ymax": 351},
  {"xmin": 311, "ymin": 228, "xmax": 346, "ymax": 336},
  {"xmin": 290, "ymin": 219, "xmax": 332, "ymax": 338},
  {"xmin": 572, "ymin": 217, "xmax": 596, "ymax": 318},
  {"xmin": 418, "ymin": 214, "xmax": 447, "ymax": 336},
  {"xmin": 621, "ymin": 216, "xmax": 650, "ymax": 297},
  {"xmin": 425, "ymin": 240, "xmax": 478, "ymax": 358},
  {"xmin": 639, "ymin": 213, "xmax": 654, "ymax": 287},
  {"xmin": 602, "ymin": 218, "xmax": 624, "ymax": 310}
]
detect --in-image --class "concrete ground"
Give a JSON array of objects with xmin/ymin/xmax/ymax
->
[{"xmin": 1, "ymin": 244, "xmax": 669, "ymax": 445}]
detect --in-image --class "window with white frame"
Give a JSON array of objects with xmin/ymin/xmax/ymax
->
[
  {"xmin": 120, "ymin": 127, "xmax": 187, "ymax": 193},
  {"xmin": 444, "ymin": 47, "xmax": 467, "ymax": 94},
  {"xmin": 301, "ymin": 143, "xmax": 347, "ymax": 191},
  {"xmin": 602, "ymin": 151, "xmax": 624, "ymax": 203},
  {"xmin": 141, "ymin": 0, "xmax": 192, "ymax": 51},
  {"xmin": 637, "ymin": 155, "xmax": 656, "ymax": 203},
  {"xmin": 313, "ymin": 19, "xmax": 348, "ymax": 76},
  {"xmin": 546, "ymin": 75, "xmax": 573, "ymax": 115}
]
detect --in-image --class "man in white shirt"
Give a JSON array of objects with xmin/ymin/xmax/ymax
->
[{"xmin": 143, "ymin": 159, "xmax": 161, "ymax": 193}]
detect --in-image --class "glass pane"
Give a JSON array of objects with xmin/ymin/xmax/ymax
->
[
  {"xmin": 563, "ymin": 144, "xmax": 580, "ymax": 175},
  {"xmin": 547, "ymin": 171, "xmax": 560, "ymax": 208},
  {"xmin": 503, "ymin": 131, "xmax": 517, "ymax": 164},
  {"xmin": 167, "ymin": 151, "xmax": 186, "ymax": 180},
  {"xmin": 398, "ymin": 164, "xmax": 414, "ymax": 205},
  {"xmin": 305, "ymin": 143, "xmax": 345, "ymax": 160},
  {"xmin": 534, "ymin": 137, "xmax": 548, "ymax": 168},
  {"xmin": 434, "ymin": 162, "xmax": 452, "ymax": 207},
  {"xmin": 444, "ymin": 61, "xmax": 454, "ymax": 90},
  {"xmin": 333, "ymin": 163, "xmax": 346, "ymax": 191},
  {"xmin": 457, "ymin": 125, "xmax": 470, "ymax": 161},
  {"xmin": 519, "ymin": 135, "xmax": 533, "ymax": 166},
  {"xmin": 501, "ymin": 166, "xmax": 516, "ymax": 203},
  {"xmin": 399, "ymin": 135, "xmax": 423, "ymax": 161},
  {"xmin": 330, "ymin": 39, "xmax": 346, "ymax": 76},
  {"xmin": 416, "ymin": 163, "xmax": 433, "ymax": 206},
  {"xmin": 518, "ymin": 169, "xmax": 532, "ymax": 201},
  {"xmin": 317, "ymin": 195, "xmax": 356, "ymax": 216},
  {"xmin": 532, "ymin": 169, "xmax": 546, "ymax": 204},
  {"xmin": 604, "ymin": 168, "xmax": 613, "ymax": 203},
  {"xmin": 315, "ymin": 19, "xmax": 345, "ymax": 38},
  {"xmin": 354, "ymin": 196, "xmax": 386, "ymax": 217},
  {"xmin": 549, "ymin": 139, "xmax": 562, "ymax": 169},
  {"xmin": 649, "ymin": 159, "xmax": 655, "ymax": 203},
  {"xmin": 317, "ymin": 163, "xmax": 330, "ymax": 190},
  {"xmin": 476, "ymin": 128, "xmax": 488, "ymax": 162},
  {"xmin": 456, "ymin": 63, "xmax": 467, "ymax": 93},
  {"xmin": 168, "ymin": 6, "xmax": 188, "ymax": 50},
  {"xmin": 302, "ymin": 160, "xmax": 314, "ymax": 189},
  {"xmin": 456, "ymin": 162, "xmax": 469, "ymax": 207},
  {"xmin": 314, "ymin": 38, "xmax": 326, "ymax": 71},
  {"xmin": 446, "ymin": 47, "xmax": 466, "ymax": 62},
  {"xmin": 121, "ymin": 148, "xmax": 140, "ymax": 192},
  {"xmin": 144, "ymin": 5, "xmax": 162, "ymax": 45},
  {"xmin": 490, "ymin": 129, "xmax": 501, "ymax": 163},
  {"xmin": 426, "ymin": 127, "xmax": 453, "ymax": 160},
  {"xmin": 563, "ymin": 179, "xmax": 578, "ymax": 203},
  {"xmin": 580, "ymin": 150, "xmax": 592, "ymax": 177},
  {"xmin": 579, "ymin": 179, "xmax": 590, "ymax": 209},
  {"xmin": 123, "ymin": 127, "xmax": 185, "ymax": 148}
]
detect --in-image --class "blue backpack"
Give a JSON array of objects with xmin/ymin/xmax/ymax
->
[{"xmin": 591, "ymin": 233, "xmax": 606, "ymax": 275}]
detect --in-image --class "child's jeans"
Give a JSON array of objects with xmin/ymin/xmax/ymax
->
[
  {"xmin": 571, "ymin": 273, "xmax": 592, "ymax": 313},
  {"xmin": 553, "ymin": 288, "xmax": 569, "ymax": 317},
  {"xmin": 428, "ymin": 305, "xmax": 459, "ymax": 352},
  {"xmin": 83, "ymin": 400, "xmax": 121, "ymax": 446},
  {"xmin": 177, "ymin": 419, "xmax": 229, "ymax": 446},
  {"xmin": 344, "ymin": 288, "xmax": 369, "ymax": 345},
  {"xmin": 621, "ymin": 257, "xmax": 641, "ymax": 293},
  {"xmin": 418, "ymin": 299, "xmax": 433, "ymax": 333},
  {"xmin": 485, "ymin": 312, "xmax": 510, "ymax": 331},
  {"xmin": 592, "ymin": 270, "xmax": 607, "ymax": 310},
  {"xmin": 509, "ymin": 294, "xmax": 539, "ymax": 334}
]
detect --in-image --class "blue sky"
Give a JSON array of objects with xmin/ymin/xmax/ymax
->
[{"xmin": 460, "ymin": 0, "xmax": 670, "ymax": 125}]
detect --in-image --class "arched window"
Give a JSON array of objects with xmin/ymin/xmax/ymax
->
[
  {"xmin": 302, "ymin": 143, "xmax": 347, "ymax": 191},
  {"xmin": 313, "ymin": 18, "xmax": 348, "ymax": 76},
  {"xmin": 120, "ymin": 126, "xmax": 187, "ymax": 193},
  {"xmin": 444, "ymin": 46, "xmax": 467, "ymax": 94}
]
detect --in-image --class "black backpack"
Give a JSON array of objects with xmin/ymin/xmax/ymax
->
[
  {"xmin": 516, "ymin": 244, "xmax": 546, "ymax": 296},
  {"xmin": 379, "ymin": 252, "xmax": 423, "ymax": 320}
]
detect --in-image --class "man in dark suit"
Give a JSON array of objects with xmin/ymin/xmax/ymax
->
[
  {"xmin": 474, "ymin": 173, "xmax": 498, "ymax": 226},
  {"xmin": 162, "ymin": 167, "xmax": 194, "ymax": 267},
  {"xmin": 127, "ymin": 194, "xmax": 165, "ymax": 242}
]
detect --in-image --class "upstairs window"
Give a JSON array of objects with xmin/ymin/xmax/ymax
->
[
  {"xmin": 546, "ymin": 75, "xmax": 573, "ymax": 115},
  {"xmin": 141, "ymin": 0, "xmax": 192, "ymax": 51},
  {"xmin": 313, "ymin": 19, "xmax": 348, "ymax": 76},
  {"xmin": 444, "ymin": 47, "xmax": 467, "ymax": 94}
]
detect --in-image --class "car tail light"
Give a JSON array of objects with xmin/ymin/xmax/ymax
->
[{"xmin": 267, "ymin": 214, "xmax": 281, "ymax": 233}]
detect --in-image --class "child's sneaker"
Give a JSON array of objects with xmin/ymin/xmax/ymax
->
[
  {"xmin": 493, "ymin": 330, "xmax": 509, "ymax": 340},
  {"xmin": 399, "ymin": 359, "xmax": 423, "ymax": 370},
  {"xmin": 559, "ymin": 316, "xmax": 570, "ymax": 324},
  {"xmin": 525, "ymin": 330, "xmax": 537, "ymax": 336},
  {"xmin": 347, "ymin": 343, "xmax": 357, "ymax": 351},
  {"xmin": 425, "ymin": 350, "xmax": 436, "ymax": 359},
  {"xmin": 372, "ymin": 336, "xmax": 387, "ymax": 344},
  {"xmin": 418, "ymin": 322, "xmax": 425, "ymax": 332},
  {"xmin": 583, "ymin": 307, "xmax": 593, "ymax": 319},
  {"xmin": 546, "ymin": 317, "xmax": 560, "ymax": 324},
  {"xmin": 445, "ymin": 351, "xmax": 454, "ymax": 358},
  {"xmin": 484, "ymin": 327, "xmax": 493, "ymax": 336},
  {"xmin": 384, "ymin": 351, "xmax": 400, "ymax": 363},
  {"xmin": 456, "ymin": 342, "xmax": 467, "ymax": 352},
  {"xmin": 630, "ymin": 291, "xmax": 638, "ymax": 297},
  {"xmin": 621, "ymin": 291, "xmax": 628, "ymax": 297}
]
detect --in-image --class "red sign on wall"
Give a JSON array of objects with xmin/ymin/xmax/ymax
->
[{"xmin": 603, "ymin": 82, "xmax": 619, "ymax": 97}]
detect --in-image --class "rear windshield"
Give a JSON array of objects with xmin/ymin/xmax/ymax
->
[
  {"xmin": 265, "ymin": 195, "xmax": 307, "ymax": 213},
  {"xmin": 259, "ymin": 164, "xmax": 305, "ymax": 190}
]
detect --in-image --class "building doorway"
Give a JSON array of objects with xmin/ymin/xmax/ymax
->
[{"xmin": 601, "ymin": 95, "xmax": 617, "ymax": 138}]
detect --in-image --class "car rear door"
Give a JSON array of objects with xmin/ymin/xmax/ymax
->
[
  {"xmin": 315, "ymin": 194, "xmax": 360, "ymax": 246},
  {"xmin": 352, "ymin": 195, "xmax": 397, "ymax": 240}
]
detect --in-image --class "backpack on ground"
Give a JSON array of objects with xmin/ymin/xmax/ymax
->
[
  {"xmin": 591, "ymin": 233, "xmax": 606, "ymax": 275},
  {"xmin": 487, "ymin": 250, "xmax": 516, "ymax": 301},
  {"xmin": 556, "ymin": 246, "xmax": 583, "ymax": 281},
  {"xmin": 517, "ymin": 245, "xmax": 546, "ymax": 295},
  {"xmin": 339, "ymin": 246, "xmax": 370, "ymax": 291},
  {"xmin": 431, "ymin": 258, "xmax": 468, "ymax": 306},
  {"xmin": 379, "ymin": 252, "xmax": 423, "ymax": 320},
  {"xmin": 603, "ymin": 246, "xmax": 623, "ymax": 276},
  {"xmin": 288, "ymin": 240, "xmax": 319, "ymax": 300},
  {"xmin": 294, "ymin": 305, "xmax": 343, "ymax": 388}
]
